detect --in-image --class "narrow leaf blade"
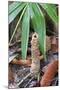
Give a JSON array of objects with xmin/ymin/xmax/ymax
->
[
  {"xmin": 40, "ymin": 4, "xmax": 58, "ymax": 24},
  {"xmin": 8, "ymin": 2, "xmax": 21, "ymax": 14},
  {"xmin": 21, "ymin": 5, "xmax": 30, "ymax": 59},
  {"xmin": 8, "ymin": 3, "xmax": 26, "ymax": 24},
  {"xmin": 30, "ymin": 3, "xmax": 46, "ymax": 56}
]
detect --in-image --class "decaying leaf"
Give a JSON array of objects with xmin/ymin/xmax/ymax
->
[
  {"xmin": 40, "ymin": 60, "xmax": 58, "ymax": 86},
  {"xmin": 8, "ymin": 65, "xmax": 14, "ymax": 82},
  {"xmin": 51, "ymin": 36, "xmax": 58, "ymax": 53},
  {"xmin": 46, "ymin": 36, "xmax": 51, "ymax": 51}
]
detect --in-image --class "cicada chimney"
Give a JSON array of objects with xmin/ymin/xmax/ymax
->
[{"xmin": 30, "ymin": 32, "xmax": 40, "ymax": 80}]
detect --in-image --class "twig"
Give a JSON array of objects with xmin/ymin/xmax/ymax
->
[
  {"xmin": 24, "ymin": 77, "xmax": 34, "ymax": 87},
  {"xmin": 9, "ymin": 40, "xmax": 21, "ymax": 47},
  {"xmin": 47, "ymin": 29, "xmax": 57, "ymax": 36},
  {"xmin": 16, "ymin": 47, "xmax": 31, "ymax": 52},
  {"xmin": 16, "ymin": 73, "xmax": 31, "ymax": 87},
  {"xmin": 11, "ymin": 59, "xmax": 31, "ymax": 67},
  {"xmin": 11, "ymin": 55, "xmax": 43, "ymax": 66}
]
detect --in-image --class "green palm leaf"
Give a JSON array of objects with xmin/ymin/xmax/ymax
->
[
  {"xmin": 8, "ymin": 3, "xmax": 26, "ymax": 24},
  {"xmin": 40, "ymin": 4, "xmax": 58, "ymax": 24},
  {"xmin": 30, "ymin": 3, "xmax": 46, "ymax": 56},
  {"xmin": 21, "ymin": 4, "xmax": 30, "ymax": 59},
  {"xmin": 8, "ymin": 2, "xmax": 21, "ymax": 14}
]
